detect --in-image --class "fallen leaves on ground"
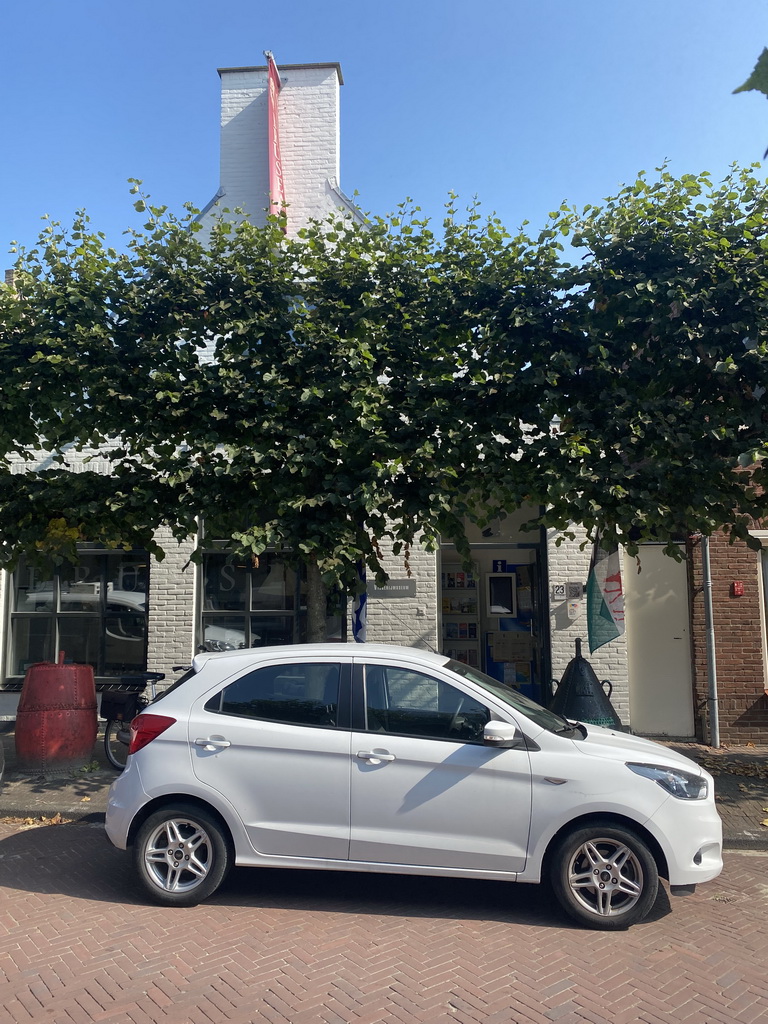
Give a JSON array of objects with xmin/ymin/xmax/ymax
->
[
  {"xmin": 0, "ymin": 813, "xmax": 72, "ymax": 828},
  {"xmin": 700, "ymin": 758, "xmax": 768, "ymax": 779}
]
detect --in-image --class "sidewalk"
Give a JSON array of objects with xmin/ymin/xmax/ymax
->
[
  {"xmin": 0, "ymin": 722, "xmax": 113, "ymax": 823},
  {"xmin": 0, "ymin": 723, "xmax": 766, "ymax": 848},
  {"xmin": 664, "ymin": 740, "xmax": 768, "ymax": 849}
]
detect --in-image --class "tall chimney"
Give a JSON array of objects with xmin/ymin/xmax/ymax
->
[{"xmin": 199, "ymin": 61, "xmax": 359, "ymax": 238}]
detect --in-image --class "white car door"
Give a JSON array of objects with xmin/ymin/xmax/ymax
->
[
  {"xmin": 189, "ymin": 658, "xmax": 351, "ymax": 860},
  {"xmin": 349, "ymin": 660, "xmax": 532, "ymax": 872}
]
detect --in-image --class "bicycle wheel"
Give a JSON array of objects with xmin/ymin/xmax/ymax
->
[{"xmin": 104, "ymin": 719, "xmax": 132, "ymax": 771}]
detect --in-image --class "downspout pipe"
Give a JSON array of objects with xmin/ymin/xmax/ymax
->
[{"xmin": 701, "ymin": 536, "xmax": 721, "ymax": 748}]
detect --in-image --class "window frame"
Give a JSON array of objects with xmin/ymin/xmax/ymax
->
[
  {"xmin": 197, "ymin": 550, "xmax": 305, "ymax": 652},
  {"xmin": 5, "ymin": 546, "xmax": 149, "ymax": 688},
  {"xmin": 197, "ymin": 548, "xmax": 347, "ymax": 653}
]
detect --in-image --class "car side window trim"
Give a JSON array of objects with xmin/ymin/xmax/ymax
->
[{"xmin": 350, "ymin": 662, "xmax": 367, "ymax": 732}]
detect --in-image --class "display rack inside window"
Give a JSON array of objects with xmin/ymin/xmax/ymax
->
[{"xmin": 440, "ymin": 565, "xmax": 480, "ymax": 668}]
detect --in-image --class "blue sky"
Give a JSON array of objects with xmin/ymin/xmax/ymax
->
[{"xmin": 1, "ymin": 0, "xmax": 767, "ymax": 261}]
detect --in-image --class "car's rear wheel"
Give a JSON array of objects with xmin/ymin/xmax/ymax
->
[
  {"xmin": 133, "ymin": 804, "xmax": 232, "ymax": 907},
  {"xmin": 550, "ymin": 821, "xmax": 659, "ymax": 929}
]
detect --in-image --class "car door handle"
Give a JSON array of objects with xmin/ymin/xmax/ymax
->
[
  {"xmin": 357, "ymin": 750, "xmax": 395, "ymax": 763},
  {"xmin": 195, "ymin": 737, "xmax": 231, "ymax": 750}
]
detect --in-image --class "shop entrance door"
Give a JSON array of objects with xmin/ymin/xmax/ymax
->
[{"xmin": 440, "ymin": 545, "xmax": 548, "ymax": 705}]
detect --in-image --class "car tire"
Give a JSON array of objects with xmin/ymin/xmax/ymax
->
[
  {"xmin": 133, "ymin": 804, "xmax": 233, "ymax": 907},
  {"xmin": 550, "ymin": 821, "xmax": 659, "ymax": 930}
]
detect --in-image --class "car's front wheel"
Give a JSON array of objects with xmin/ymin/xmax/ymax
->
[
  {"xmin": 133, "ymin": 804, "xmax": 232, "ymax": 907},
  {"xmin": 550, "ymin": 821, "xmax": 659, "ymax": 929}
]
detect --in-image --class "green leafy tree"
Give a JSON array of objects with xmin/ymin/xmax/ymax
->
[
  {"xmin": 734, "ymin": 48, "xmax": 768, "ymax": 98},
  {"xmin": 518, "ymin": 166, "xmax": 768, "ymax": 555},
  {"xmin": 0, "ymin": 194, "xmax": 563, "ymax": 638},
  {"xmin": 734, "ymin": 48, "xmax": 768, "ymax": 156},
  {"xmin": 4, "ymin": 167, "xmax": 768, "ymax": 640}
]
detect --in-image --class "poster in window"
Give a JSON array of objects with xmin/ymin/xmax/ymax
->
[{"xmin": 486, "ymin": 573, "xmax": 517, "ymax": 616}]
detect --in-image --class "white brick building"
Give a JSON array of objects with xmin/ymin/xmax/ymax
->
[
  {"xmin": 2, "ymin": 59, "xmax": 683, "ymax": 738},
  {"xmin": 198, "ymin": 62, "xmax": 359, "ymax": 237}
]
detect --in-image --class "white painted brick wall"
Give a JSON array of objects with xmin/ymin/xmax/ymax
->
[
  {"xmin": 547, "ymin": 526, "xmax": 630, "ymax": 726},
  {"xmin": 200, "ymin": 63, "xmax": 348, "ymax": 239},
  {"xmin": 146, "ymin": 529, "xmax": 198, "ymax": 684},
  {"xmin": 352, "ymin": 538, "xmax": 439, "ymax": 652}
]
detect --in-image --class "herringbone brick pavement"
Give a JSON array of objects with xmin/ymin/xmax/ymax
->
[{"xmin": 0, "ymin": 821, "xmax": 766, "ymax": 1024}]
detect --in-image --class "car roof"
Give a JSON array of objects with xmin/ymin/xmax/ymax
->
[{"xmin": 191, "ymin": 642, "xmax": 449, "ymax": 674}]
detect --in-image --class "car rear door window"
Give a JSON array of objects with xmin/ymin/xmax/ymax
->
[{"xmin": 205, "ymin": 662, "xmax": 341, "ymax": 728}]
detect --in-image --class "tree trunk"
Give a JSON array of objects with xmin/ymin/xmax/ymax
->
[{"xmin": 306, "ymin": 558, "xmax": 328, "ymax": 643}]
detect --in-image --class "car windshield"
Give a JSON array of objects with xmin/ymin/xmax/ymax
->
[{"xmin": 446, "ymin": 660, "xmax": 575, "ymax": 734}]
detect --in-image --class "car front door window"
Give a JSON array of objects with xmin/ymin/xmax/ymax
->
[{"xmin": 364, "ymin": 665, "xmax": 490, "ymax": 742}]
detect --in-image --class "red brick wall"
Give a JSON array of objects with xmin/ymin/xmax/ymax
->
[{"xmin": 688, "ymin": 533, "xmax": 768, "ymax": 744}]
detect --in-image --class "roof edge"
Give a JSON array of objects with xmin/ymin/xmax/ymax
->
[{"xmin": 218, "ymin": 62, "xmax": 343, "ymax": 84}]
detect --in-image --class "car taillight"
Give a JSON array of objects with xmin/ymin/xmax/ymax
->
[{"xmin": 129, "ymin": 713, "xmax": 176, "ymax": 755}]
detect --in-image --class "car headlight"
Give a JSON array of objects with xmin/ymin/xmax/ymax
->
[
  {"xmin": 627, "ymin": 762, "xmax": 708, "ymax": 800},
  {"xmin": 205, "ymin": 640, "xmax": 236, "ymax": 652}
]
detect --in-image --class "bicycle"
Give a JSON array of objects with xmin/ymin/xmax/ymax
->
[{"xmin": 100, "ymin": 672, "xmax": 166, "ymax": 771}]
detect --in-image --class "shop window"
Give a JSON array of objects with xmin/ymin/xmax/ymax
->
[
  {"xmin": 199, "ymin": 552, "xmax": 344, "ymax": 652},
  {"xmin": 7, "ymin": 548, "xmax": 148, "ymax": 685}
]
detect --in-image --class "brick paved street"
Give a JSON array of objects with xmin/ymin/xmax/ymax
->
[{"xmin": 0, "ymin": 821, "xmax": 766, "ymax": 1024}]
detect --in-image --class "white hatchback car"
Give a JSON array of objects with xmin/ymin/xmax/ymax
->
[{"xmin": 105, "ymin": 643, "xmax": 723, "ymax": 929}]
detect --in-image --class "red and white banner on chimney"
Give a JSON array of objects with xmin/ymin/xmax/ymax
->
[{"xmin": 266, "ymin": 52, "xmax": 287, "ymax": 229}]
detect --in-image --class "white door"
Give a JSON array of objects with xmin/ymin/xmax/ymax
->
[
  {"xmin": 625, "ymin": 545, "xmax": 694, "ymax": 736},
  {"xmin": 349, "ymin": 662, "xmax": 532, "ymax": 872},
  {"xmin": 189, "ymin": 660, "xmax": 351, "ymax": 860}
]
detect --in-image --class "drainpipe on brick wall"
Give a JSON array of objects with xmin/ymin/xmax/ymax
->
[{"xmin": 701, "ymin": 536, "xmax": 721, "ymax": 748}]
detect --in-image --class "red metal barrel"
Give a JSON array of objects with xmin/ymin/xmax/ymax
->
[{"xmin": 15, "ymin": 652, "xmax": 97, "ymax": 771}]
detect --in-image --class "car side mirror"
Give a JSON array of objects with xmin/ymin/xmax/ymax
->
[{"xmin": 483, "ymin": 721, "xmax": 522, "ymax": 748}]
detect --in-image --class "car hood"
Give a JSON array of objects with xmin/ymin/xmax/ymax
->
[{"xmin": 571, "ymin": 723, "xmax": 704, "ymax": 774}]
